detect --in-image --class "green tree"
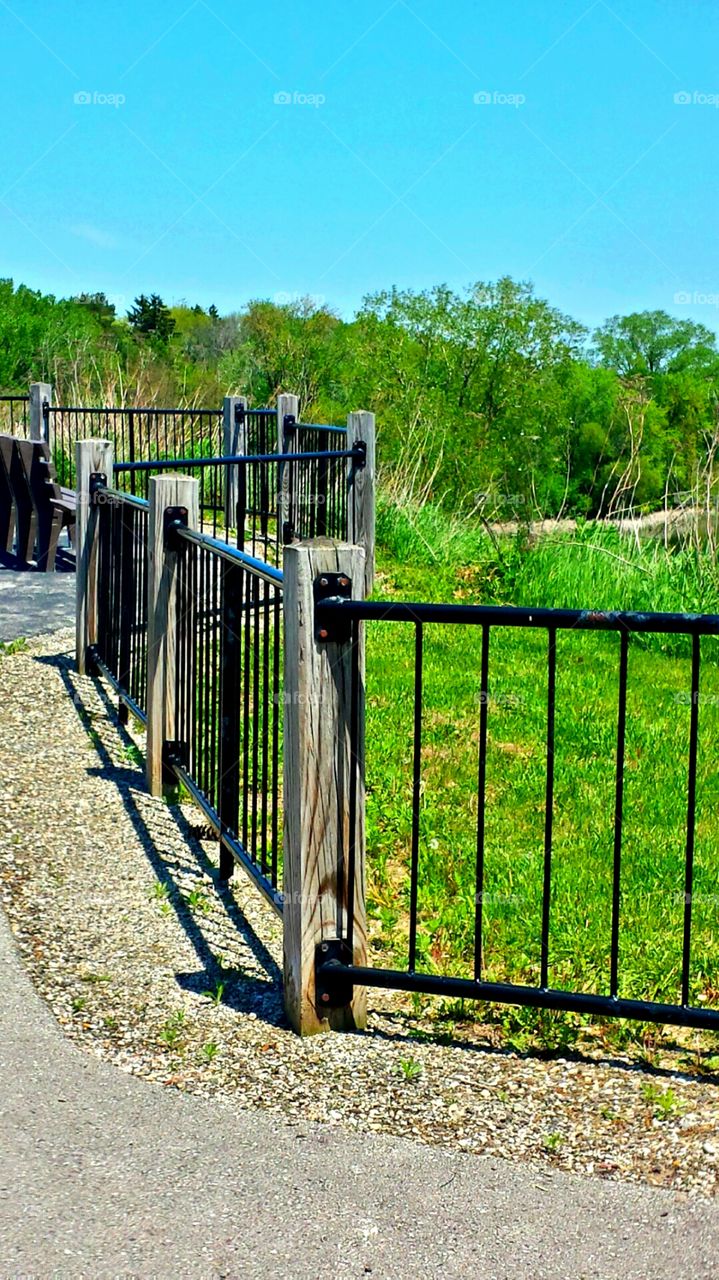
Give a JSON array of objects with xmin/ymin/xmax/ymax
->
[
  {"xmin": 127, "ymin": 293, "xmax": 176, "ymax": 341},
  {"xmin": 592, "ymin": 311, "xmax": 716, "ymax": 377}
]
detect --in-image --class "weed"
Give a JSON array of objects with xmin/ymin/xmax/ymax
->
[
  {"xmin": 640, "ymin": 1083, "xmax": 685, "ymax": 1122},
  {"xmin": 0, "ymin": 637, "xmax": 29, "ymax": 656},
  {"xmin": 122, "ymin": 743, "xmax": 143, "ymax": 766},
  {"xmin": 184, "ymin": 887, "xmax": 211, "ymax": 915},
  {"xmin": 542, "ymin": 1132, "xmax": 563, "ymax": 1152},
  {"xmin": 201, "ymin": 1041, "xmax": 220, "ymax": 1063},
  {"xmin": 71, "ymin": 996, "xmax": 87, "ymax": 1013},
  {"xmin": 205, "ymin": 979, "xmax": 226, "ymax": 1006},
  {"xmin": 158, "ymin": 1010, "xmax": 186, "ymax": 1050},
  {"xmin": 398, "ymin": 1056, "xmax": 423, "ymax": 1081}
]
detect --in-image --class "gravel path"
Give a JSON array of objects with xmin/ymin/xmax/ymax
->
[{"xmin": 1, "ymin": 629, "xmax": 719, "ymax": 1219}]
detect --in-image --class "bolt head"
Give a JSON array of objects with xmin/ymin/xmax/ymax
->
[
  {"xmin": 319, "ymin": 628, "xmax": 328, "ymax": 640},
  {"xmin": 320, "ymin": 576, "xmax": 328, "ymax": 586},
  {"xmin": 339, "ymin": 576, "xmax": 349, "ymax": 587},
  {"xmin": 321, "ymin": 942, "xmax": 329, "ymax": 953},
  {"xmin": 320, "ymin": 992, "xmax": 330, "ymax": 1003}
]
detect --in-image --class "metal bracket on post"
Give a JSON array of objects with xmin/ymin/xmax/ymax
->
[
  {"xmin": 89, "ymin": 472, "xmax": 107, "ymax": 503},
  {"xmin": 313, "ymin": 573, "xmax": 353, "ymax": 644},
  {"xmin": 163, "ymin": 505, "xmax": 188, "ymax": 549},
  {"xmin": 162, "ymin": 739, "xmax": 187, "ymax": 786},
  {"xmin": 234, "ymin": 402, "xmax": 245, "ymax": 426},
  {"xmin": 352, "ymin": 440, "xmax": 367, "ymax": 469},
  {"xmin": 282, "ymin": 520, "xmax": 295, "ymax": 545},
  {"xmin": 283, "ymin": 413, "xmax": 297, "ymax": 438},
  {"xmin": 315, "ymin": 939, "xmax": 354, "ymax": 1010}
]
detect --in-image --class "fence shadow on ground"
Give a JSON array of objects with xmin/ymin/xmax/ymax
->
[{"xmin": 36, "ymin": 649, "xmax": 286, "ymax": 1031}]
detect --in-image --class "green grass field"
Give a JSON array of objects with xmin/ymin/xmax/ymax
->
[{"xmin": 364, "ymin": 505, "xmax": 719, "ymax": 1054}]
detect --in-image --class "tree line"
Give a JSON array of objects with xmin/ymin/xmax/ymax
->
[{"xmin": 2, "ymin": 275, "xmax": 718, "ymax": 518}]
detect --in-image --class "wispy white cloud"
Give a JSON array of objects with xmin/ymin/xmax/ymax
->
[{"xmin": 70, "ymin": 222, "xmax": 119, "ymax": 249}]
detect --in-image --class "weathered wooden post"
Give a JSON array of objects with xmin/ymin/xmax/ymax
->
[
  {"xmin": 146, "ymin": 474, "xmax": 199, "ymax": 797},
  {"xmin": 75, "ymin": 439, "xmax": 113, "ymax": 676},
  {"xmin": 283, "ymin": 539, "xmax": 367, "ymax": 1034},
  {"xmin": 222, "ymin": 394, "xmax": 247, "ymax": 530},
  {"xmin": 347, "ymin": 410, "xmax": 376, "ymax": 596},
  {"xmin": 277, "ymin": 392, "xmax": 299, "ymax": 544},
  {"xmin": 29, "ymin": 382, "xmax": 52, "ymax": 445}
]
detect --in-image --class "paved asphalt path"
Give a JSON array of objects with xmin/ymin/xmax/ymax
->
[
  {"xmin": 1, "ymin": 912, "xmax": 718, "ymax": 1278},
  {"xmin": 0, "ymin": 566, "xmax": 75, "ymax": 643}
]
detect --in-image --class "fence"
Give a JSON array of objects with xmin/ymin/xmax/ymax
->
[
  {"xmin": 76, "ymin": 419, "xmax": 375, "ymax": 974},
  {"xmin": 112, "ymin": 424, "xmax": 372, "ymax": 573},
  {"xmin": 80, "ymin": 424, "xmax": 719, "ymax": 1037},
  {"xmin": 312, "ymin": 593, "xmax": 719, "ymax": 1034},
  {"xmin": 90, "ymin": 485, "xmax": 150, "ymax": 725},
  {"xmin": 0, "ymin": 394, "xmax": 29, "ymax": 434},
  {"xmin": 46, "ymin": 403, "xmax": 224, "ymax": 489}
]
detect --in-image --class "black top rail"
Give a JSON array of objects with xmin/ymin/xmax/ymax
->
[
  {"xmin": 174, "ymin": 524, "xmax": 284, "ymax": 586},
  {"xmin": 316, "ymin": 597, "xmax": 719, "ymax": 637},
  {"xmin": 99, "ymin": 487, "xmax": 150, "ymax": 512},
  {"xmin": 113, "ymin": 446, "xmax": 361, "ymax": 472},
  {"xmin": 295, "ymin": 422, "xmax": 347, "ymax": 435},
  {"xmin": 48, "ymin": 404, "xmax": 222, "ymax": 416}
]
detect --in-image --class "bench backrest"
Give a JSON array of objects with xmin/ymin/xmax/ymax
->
[
  {"xmin": 0, "ymin": 434, "xmax": 15, "ymax": 491},
  {"xmin": 22, "ymin": 437, "xmax": 62, "ymax": 507}
]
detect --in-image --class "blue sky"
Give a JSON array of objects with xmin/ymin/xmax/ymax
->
[{"xmin": 1, "ymin": 0, "xmax": 718, "ymax": 332}]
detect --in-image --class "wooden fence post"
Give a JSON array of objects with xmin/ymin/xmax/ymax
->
[
  {"xmin": 283, "ymin": 539, "xmax": 367, "ymax": 1035},
  {"xmin": 222, "ymin": 395, "xmax": 247, "ymax": 530},
  {"xmin": 347, "ymin": 411, "xmax": 376, "ymax": 597},
  {"xmin": 146, "ymin": 474, "xmax": 199, "ymax": 797},
  {"xmin": 75, "ymin": 439, "xmax": 113, "ymax": 676},
  {"xmin": 29, "ymin": 382, "xmax": 52, "ymax": 445},
  {"xmin": 277, "ymin": 393, "xmax": 299, "ymax": 543}
]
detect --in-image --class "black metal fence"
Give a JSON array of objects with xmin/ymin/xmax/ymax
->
[
  {"xmin": 47, "ymin": 404, "xmax": 223, "ymax": 489},
  {"xmin": 90, "ymin": 488, "xmax": 150, "ymax": 724},
  {"xmin": 314, "ymin": 594, "xmax": 719, "ymax": 1033},
  {"xmin": 113, "ymin": 439, "xmax": 363, "ymax": 566},
  {"xmin": 0, "ymin": 394, "xmax": 29, "ymax": 434},
  {"xmin": 170, "ymin": 526, "xmax": 284, "ymax": 911},
  {"xmin": 243, "ymin": 406, "xmax": 277, "ymax": 455}
]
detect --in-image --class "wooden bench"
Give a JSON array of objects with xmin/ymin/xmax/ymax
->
[{"xmin": 0, "ymin": 434, "xmax": 76, "ymax": 570}]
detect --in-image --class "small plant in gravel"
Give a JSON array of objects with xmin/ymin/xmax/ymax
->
[
  {"xmin": 205, "ymin": 979, "xmax": 226, "ymax": 1005},
  {"xmin": 399, "ymin": 1056, "xmax": 423, "ymax": 1081},
  {"xmin": 121, "ymin": 743, "xmax": 143, "ymax": 766},
  {"xmin": 641, "ymin": 1083, "xmax": 686, "ymax": 1122},
  {"xmin": 184, "ymin": 887, "xmax": 211, "ymax": 915},
  {"xmin": 158, "ymin": 1010, "xmax": 186, "ymax": 1051},
  {"xmin": 150, "ymin": 881, "xmax": 172, "ymax": 913},
  {"xmin": 201, "ymin": 1041, "xmax": 220, "ymax": 1063},
  {"xmin": 71, "ymin": 996, "xmax": 87, "ymax": 1013},
  {"xmin": 542, "ymin": 1132, "xmax": 563, "ymax": 1152},
  {"xmin": 0, "ymin": 637, "xmax": 29, "ymax": 656}
]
